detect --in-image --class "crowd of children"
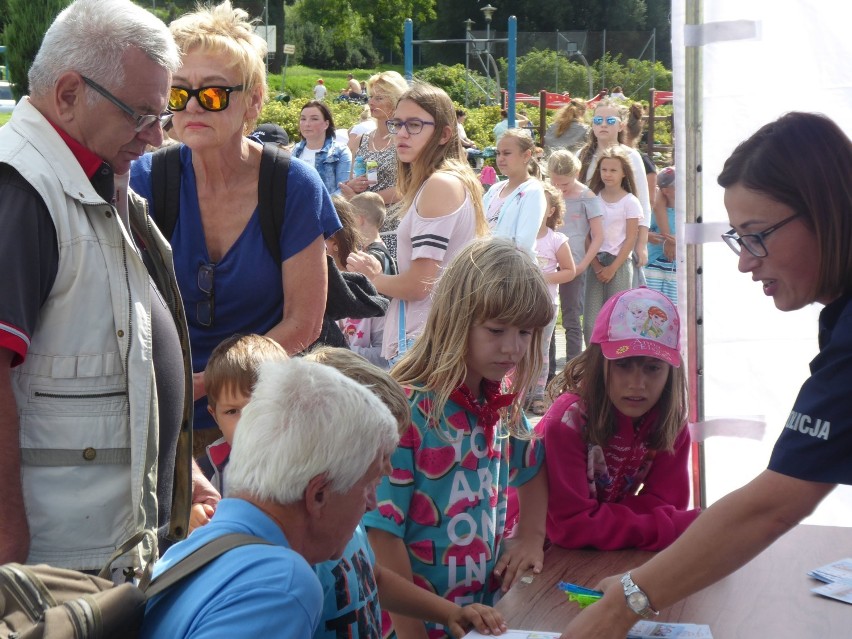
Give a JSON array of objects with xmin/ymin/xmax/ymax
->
[{"xmin": 176, "ymin": 83, "xmax": 689, "ymax": 639}]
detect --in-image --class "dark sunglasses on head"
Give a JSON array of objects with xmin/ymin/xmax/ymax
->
[{"xmin": 169, "ymin": 85, "xmax": 244, "ymax": 112}]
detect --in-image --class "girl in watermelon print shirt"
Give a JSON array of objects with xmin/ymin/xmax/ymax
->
[{"xmin": 363, "ymin": 238, "xmax": 553, "ymax": 639}]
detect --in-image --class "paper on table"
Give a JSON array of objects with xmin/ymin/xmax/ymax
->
[
  {"xmin": 811, "ymin": 578, "xmax": 852, "ymax": 604},
  {"xmin": 627, "ymin": 621, "xmax": 713, "ymax": 638},
  {"xmin": 463, "ymin": 631, "xmax": 559, "ymax": 639},
  {"xmin": 807, "ymin": 557, "xmax": 852, "ymax": 584}
]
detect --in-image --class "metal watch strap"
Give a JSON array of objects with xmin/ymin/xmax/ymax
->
[{"xmin": 622, "ymin": 572, "xmax": 660, "ymax": 618}]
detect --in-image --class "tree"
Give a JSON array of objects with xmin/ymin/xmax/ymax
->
[{"xmin": 3, "ymin": 0, "xmax": 70, "ymax": 99}]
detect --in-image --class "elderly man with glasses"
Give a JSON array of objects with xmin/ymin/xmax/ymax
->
[{"xmin": 0, "ymin": 0, "xmax": 200, "ymax": 572}]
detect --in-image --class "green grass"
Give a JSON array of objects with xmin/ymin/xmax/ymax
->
[
  {"xmin": 0, "ymin": 113, "xmax": 11, "ymax": 126},
  {"xmin": 274, "ymin": 64, "xmax": 405, "ymax": 100}
]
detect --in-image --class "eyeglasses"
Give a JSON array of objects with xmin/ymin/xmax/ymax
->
[
  {"xmin": 197, "ymin": 263, "xmax": 215, "ymax": 327},
  {"xmin": 592, "ymin": 115, "xmax": 619, "ymax": 126},
  {"xmin": 168, "ymin": 85, "xmax": 244, "ymax": 112},
  {"xmin": 82, "ymin": 76, "xmax": 173, "ymax": 132},
  {"xmin": 721, "ymin": 213, "xmax": 801, "ymax": 258},
  {"xmin": 368, "ymin": 93, "xmax": 390, "ymax": 102},
  {"xmin": 386, "ymin": 118, "xmax": 436, "ymax": 135}
]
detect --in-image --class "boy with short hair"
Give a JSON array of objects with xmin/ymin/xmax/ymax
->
[
  {"xmin": 305, "ymin": 347, "xmax": 506, "ymax": 639},
  {"xmin": 190, "ymin": 334, "xmax": 288, "ymax": 531},
  {"xmin": 342, "ymin": 193, "xmax": 397, "ymax": 368}
]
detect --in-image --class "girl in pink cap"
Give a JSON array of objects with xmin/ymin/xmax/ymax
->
[{"xmin": 536, "ymin": 286, "xmax": 698, "ymax": 551}]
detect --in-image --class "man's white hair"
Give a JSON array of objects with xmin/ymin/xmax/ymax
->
[
  {"xmin": 28, "ymin": 0, "xmax": 179, "ymax": 97},
  {"xmin": 227, "ymin": 358, "xmax": 399, "ymax": 504}
]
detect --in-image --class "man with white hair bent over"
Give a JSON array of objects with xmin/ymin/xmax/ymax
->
[{"xmin": 141, "ymin": 357, "xmax": 400, "ymax": 638}]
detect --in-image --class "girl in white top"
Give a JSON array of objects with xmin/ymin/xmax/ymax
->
[
  {"xmin": 482, "ymin": 128, "xmax": 547, "ymax": 254},
  {"xmin": 578, "ymin": 99, "xmax": 652, "ymax": 277},
  {"xmin": 583, "ymin": 147, "xmax": 642, "ymax": 345},
  {"xmin": 347, "ymin": 82, "xmax": 488, "ymax": 364},
  {"xmin": 529, "ymin": 184, "xmax": 577, "ymax": 414}
]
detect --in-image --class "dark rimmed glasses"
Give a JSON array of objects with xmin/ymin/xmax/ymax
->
[
  {"xmin": 721, "ymin": 213, "xmax": 801, "ymax": 258},
  {"xmin": 386, "ymin": 118, "xmax": 435, "ymax": 135},
  {"xmin": 592, "ymin": 115, "xmax": 619, "ymax": 126},
  {"xmin": 82, "ymin": 76, "xmax": 173, "ymax": 132},
  {"xmin": 168, "ymin": 85, "xmax": 244, "ymax": 112},
  {"xmin": 197, "ymin": 263, "xmax": 216, "ymax": 327}
]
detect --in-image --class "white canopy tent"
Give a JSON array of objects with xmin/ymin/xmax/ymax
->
[{"xmin": 672, "ymin": 1, "xmax": 852, "ymax": 524}]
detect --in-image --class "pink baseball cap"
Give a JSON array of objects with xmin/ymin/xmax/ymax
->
[{"xmin": 590, "ymin": 287, "xmax": 681, "ymax": 367}]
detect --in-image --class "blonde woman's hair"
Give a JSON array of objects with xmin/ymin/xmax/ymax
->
[
  {"xmin": 394, "ymin": 82, "xmax": 488, "ymax": 236},
  {"xmin": 366, "ymin": 70, "xmax": 409, "ymax": 104},
  {"xmin": 204, "ymin": 333, "xmax": 288, "ymax": 408},
  {"xmin": 547, "ymin": 345, "xmax": 688, "ymax": 451},
  {"xmin": 542, "ymin": 183, "xmax": 566, "ymax": 230},
  {"xmin": 588, "ymin": 146, "xmax": 638, "ymax": 195},
  {"xmin": 547, "ymin": 148, "xmax": 581, "ymax": 178},
  {"xmin": 392, "ymin": 238, "xmax": 553, "ymax": 435},
  {"xmin": 499, "ymin": 128, "xmax": 542, "ymax": 180},
  {"xmin": 552, "ymin": 98, "xmax": 587, "ymax": 137},
  {"xmin": 305, "ymin": 347, "xmax": 411, "ymax": 434},
  {"xmin": 169, "ymin": 1, "xmax": 267, "ymax": 133},
  {"xmin": 578, "ymin": 99, "xmax": 628, "ymax": 183}
]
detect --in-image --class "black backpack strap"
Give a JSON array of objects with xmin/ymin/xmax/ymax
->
[
  {"xmin": 150, "ymin": 145, "xmax": 183, "ymax": 239},
  {"xmin": 143, "ymin": 533, "xmax": 271, "ymax": 596},
  {"xmin": 257, "ymin": 143, "xmax": 290, "ymax": 265}
]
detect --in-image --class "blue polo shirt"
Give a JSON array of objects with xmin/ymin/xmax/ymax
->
[
  {"xmin": 768, "ymin": 293, "xmax": 852, "ymax": 484},
  {"xmin": 141, "ymin": 499, "xmax": 322, "ymax": 639}
]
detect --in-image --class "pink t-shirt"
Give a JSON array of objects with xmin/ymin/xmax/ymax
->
[
  {"xmin": 598, "ymin": 191, "xmax": 642, "ymax": 255},
  {"xmin": 535, "ymin": 228, "xmax": 569, "ymax": 303},
  {"xmin": 382, "ymin": 187, "xmax": 479, "ymax": 360}
]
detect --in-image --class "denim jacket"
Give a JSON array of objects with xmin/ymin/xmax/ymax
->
[{"xmin": 293, "ymin": 136, "xmax": 352, "ymax": 196}]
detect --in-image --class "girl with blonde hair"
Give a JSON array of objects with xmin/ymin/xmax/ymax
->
[
  {"xmin": 363, "ymin": 238, "xmax": 553, "ymax": 637},
  {"xmin": 544, "ymin": 98, "xmax": 589, "ymax": 154}
]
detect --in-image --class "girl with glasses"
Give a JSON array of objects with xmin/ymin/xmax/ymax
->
[
  {"xmin": 347, "ymin": 82, "xmax": 488, "ymax": 364},
  {"xmin": 563, "ymin": 112, "xmax": 852, "ymax": 638},
  {"xmin": 130, "ymin": 1, "xmax": 339, "ymax": 453},
  {"xmin": 578, "ymin": 99, "xmax": 653, "ymax": 286}
]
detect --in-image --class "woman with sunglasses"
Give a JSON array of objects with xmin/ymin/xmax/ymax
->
[
  {"xmin": 561, "ymin": 112, "xmax": 852, "ymax": 638},
  {"xmin": 130, "ymin": 1, "xmax": 339, "ymax": 447},
  {"xmin": 346, "ymin": 82, "xmax": 488, "ymax": 365},
  {"xmin": 578, "ymin": 99, "xmax": 652, "ymax": 286},
  {"xmin": 293, "ymin": 100, "xmax": 351, "ymax": 196}
]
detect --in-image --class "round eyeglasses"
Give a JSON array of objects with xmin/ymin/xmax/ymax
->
[
  {"xmin": 82, "ymin": 76, "xmax": 173, "ymax": 132},
  {"xmin": 721, "ymin": 212, "xmax": 801, "ymax": 258},
  {"xmin": 168, "ymin": 85, "xmax": 244, "ymax": 112},
  {"xmin": 386, "ymin": 118, "xmax": 436, "ymax": 135}
]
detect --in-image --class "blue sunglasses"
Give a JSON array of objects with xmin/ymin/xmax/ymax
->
[{"xmin": 593, "ymin": 116, "xmax": 619, "ymax": 126}]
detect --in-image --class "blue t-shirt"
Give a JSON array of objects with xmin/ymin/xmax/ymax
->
[
  {"xmin": 130, "ymin": 146, "xmax": 341, "ymax": 429},
  {"xmin": 313, "ymin": 525, "xmax": 382, "ymax": 639},
  {"xmin": 141, "ymin": 499, "xmax": 322, "ymax": 639},
  {"xmin": 362, "ymin": 389, "xmax": 543, "ymax": 638},
  {"xmin": 647, "ymin": 206, "xmax": 676, "ymax": 265},
  {"xmin": 768, "ymin": 293, "xmax": 852, "ymax": 484}
]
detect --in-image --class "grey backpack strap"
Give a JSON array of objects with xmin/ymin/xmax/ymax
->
[{"xmin": 143, "ymin": 533, "xmax": 271, "ymax": 596}]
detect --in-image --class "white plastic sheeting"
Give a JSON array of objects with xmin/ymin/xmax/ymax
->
[{"xmin": 671, "ymin": 1, "xmax": 852, "ymax": 524}]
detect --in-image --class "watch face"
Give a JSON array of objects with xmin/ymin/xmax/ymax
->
[{"xmin": 628, "ymin": 591, "xmax": 649, "ymax": 611}]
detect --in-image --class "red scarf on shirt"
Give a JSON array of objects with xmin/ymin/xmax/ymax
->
[{"xmin": 449, "ymin": 380, "xmax": 516, "ymax": 457}]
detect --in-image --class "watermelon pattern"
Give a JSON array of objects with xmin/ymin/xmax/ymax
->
[{"xmin": 362, "ymin": 390, "xmax": 544, "ymax": 639}]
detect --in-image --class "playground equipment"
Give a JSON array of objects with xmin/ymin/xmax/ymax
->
[{"xmin": 404, "ymin": 16, "xmax": 522, "ymax": 129}]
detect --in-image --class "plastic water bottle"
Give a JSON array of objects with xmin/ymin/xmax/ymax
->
[{"xmin": 353, "ymin": 156, "xmax": 366, "ymax": 177}]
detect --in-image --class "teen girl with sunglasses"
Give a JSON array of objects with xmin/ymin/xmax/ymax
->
[{"xmin": 130, "ymin": 0, "xmax": 340, "ymax": 449}]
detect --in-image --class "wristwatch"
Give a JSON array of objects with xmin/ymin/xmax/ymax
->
[{"xmin": 621, "ymin": 572, "xmax": 659, "ymax": 618}]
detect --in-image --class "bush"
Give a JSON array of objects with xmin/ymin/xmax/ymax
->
[
  {"xmin": 3, "ymin": 0, "xmax": 68, "ymax": 99},
  {"xmin": 415, "ymin": 63, "xmax": 496, "ymax": 106},
  {"xmin": 258, "ymin": 98, "xmax": 364, "ymax": 143}
]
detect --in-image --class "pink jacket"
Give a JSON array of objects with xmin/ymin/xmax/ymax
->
[{"xmin": 537, "ymin": 393, "xmax": 699, "ymax": 551}]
